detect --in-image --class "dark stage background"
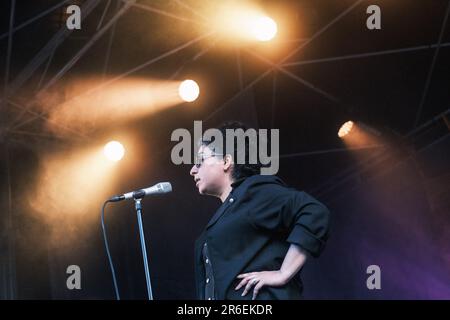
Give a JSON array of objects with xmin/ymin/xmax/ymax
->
[{"xmin": 0, "ymin": 0, "xmax": 449, "ymax": 299}]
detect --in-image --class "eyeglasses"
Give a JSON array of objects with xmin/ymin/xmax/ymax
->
[{"xmin": 194, "ymin": 153, "xmax": 223, "ymax": 168}]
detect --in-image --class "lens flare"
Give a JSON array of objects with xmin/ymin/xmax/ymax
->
[
  {"xmin": 178, "ymin": 79, "xmax": 200, "ymax": 102},
  {"xmin": 104, "ymin": 141, "xmax": 125, "ymax": 161}
]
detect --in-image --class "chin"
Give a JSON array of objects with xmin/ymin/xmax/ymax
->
[
  {"xmin": 198, "ymin": 184, "xmax": 211, "ymax": 196},
  {"xmin": 197, "ymin": 184, "xmax": 206, "ymax": 194}
]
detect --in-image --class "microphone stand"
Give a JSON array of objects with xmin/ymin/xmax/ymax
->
[{"xmin": 134, "ymin": 198, "xmax": 153, "ymax": 300}]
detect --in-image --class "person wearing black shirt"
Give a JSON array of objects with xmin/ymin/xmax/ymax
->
[{"xmin": 189, "ymin": 122, "xmax": 330, "ymax": 300}]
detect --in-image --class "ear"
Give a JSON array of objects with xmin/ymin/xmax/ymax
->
[{"xmin": 223, "ymin": 154, "xmax": 233, "ymax": 172}]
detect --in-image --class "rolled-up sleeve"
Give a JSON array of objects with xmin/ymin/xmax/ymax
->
[
  {"xmin": 286, "ymin": 192, "xmax": 330, "ymax": 257},
  {"xmin": 246, "ymin": 188, "xmax": 330, "ymax": 258}
]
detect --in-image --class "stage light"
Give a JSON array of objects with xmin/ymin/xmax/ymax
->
[
  {"xmin": 104, "ymin": 141, "xmax": 125, "ymax": 162},
  {"xmin": 338, "ymin": 121, "xmax": 354, "ymax": 138},
  {"xmin": 251, "ymin": 16, "xmax": 277, "ymax": 41},
  {"xmin": 178, "ymin": 79, "xmax": 200, "ymax": 102},
  {"xmin": 213, "ymin": 4, "xmax": 278, "ymax": 43}
]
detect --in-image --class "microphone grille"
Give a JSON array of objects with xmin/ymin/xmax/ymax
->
[{"xmin": 159, "ymin": 182, "xmax": 172, "ymax": 193}]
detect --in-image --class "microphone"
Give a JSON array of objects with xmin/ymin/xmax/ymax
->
[{"xmin": 109, "ymin": 182, "xmax": 172, "ymax": 202}]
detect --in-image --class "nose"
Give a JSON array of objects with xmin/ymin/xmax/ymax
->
[{"xmin": 190, "ymin": 164, "xmax": 198, "ymax": 176}]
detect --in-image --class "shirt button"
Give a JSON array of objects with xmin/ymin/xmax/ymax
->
[
  {"xmin": 229, "ymin": 198, "xmax": 234, "ymax": 203},
  {"xmin": 205, "ymin": 258, "xmax": 209, "ymax": 264},
  {"xmin": 206, "ymin": 278, "xmax": 210, "ymax": 283}
]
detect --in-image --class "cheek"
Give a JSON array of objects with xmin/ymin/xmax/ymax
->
[
  {"xmin": 198, "ymin": 168, "xmax": 217, "ymax": 189},
  {"xmin": 198, "ymin": 178, "xmax": 212, "ymax": 194},
  {"xmin": 198, "ymin": 175, "xmax": 209, "ymax": 189}
]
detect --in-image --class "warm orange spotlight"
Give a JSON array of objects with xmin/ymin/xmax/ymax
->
[
  {"xmin": 251, "ymin": 16, "xmax": 277, "ymax": 41},
  {"xmin": 178, "ymin": 79, "xmax": 200, "ymax": 102},
  {"xmin": 338, "ymin": 121, "xmax": 354, "ymax": 138},
  {"xmin": 104, "ymin": 141, "xmax": 125, "ymax": 162},
  {"xmin": 42, "ymin": 77, "xmax": 183, "ymax": 136},
  {"xmin": 30, "ymin": 145, "xmax": 120, "ymax": 220},
  {"xmin": 213, "ymin": 4, "xmax": 278, "ymax": 43}
]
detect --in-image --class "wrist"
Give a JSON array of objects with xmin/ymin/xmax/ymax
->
[{"xmin": 277, "ymin": 269, "xmax": 292, "ymax": 285}]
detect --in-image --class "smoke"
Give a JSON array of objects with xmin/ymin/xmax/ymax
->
[
  {"xmin": 29, "ymin": 144, "xmax": 120, "ymax": 248},
  {"xmin": 35, "ymin": 77, "xmax": 182, "ymax": 137}
]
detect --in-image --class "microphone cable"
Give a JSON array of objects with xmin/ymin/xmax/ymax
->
[{"xmin": 101, "ymin": 200, "xmax": 121, "ymax": 300}]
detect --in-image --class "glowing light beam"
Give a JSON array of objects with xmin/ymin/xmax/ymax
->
[
  {"xmin": 213, "ymin": 4, "xmax": 278, "ymax": 43},
  {"xmin": 178, "ymin": 79, "xmax": 200, "ymax": 102},
  {"xmin": 338, "ymin": 121, "xmax": 354, "ymax": 138},
  {"xmin": 251, "ymin": 16, "xmax": 277, "ymax": 42},
  {"xmin": 104, "ymin": 141, "xmax": 125, "ymax": 162}
]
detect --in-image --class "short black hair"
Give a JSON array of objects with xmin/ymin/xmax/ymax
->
[{"xmin": 200, "ymin": 121, "xmax": 262, "ymax": 181}]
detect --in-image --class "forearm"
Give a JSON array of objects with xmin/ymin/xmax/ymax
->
[
  {"xmin": 279, "ymin": 243, "xmax": 308, "ymax": 283},
  {"xmin": 236, "ymin": 243, "xmax": 309, "ymax": 297}
]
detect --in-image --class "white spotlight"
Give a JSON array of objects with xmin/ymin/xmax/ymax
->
[
  {"xmin": 178, "ymin": 80, "xmax": 200, "ymax": 102},
  {"xmin": 104, "ymin": 141, "xmax": 125, "ymax": 162},
  {"xmin": 338, "ymin": 121, "xmax": 354, "ymax": 138},
  {"xmin": 251, "ymin": 16, "xmax": 277, "ymax": 41}
]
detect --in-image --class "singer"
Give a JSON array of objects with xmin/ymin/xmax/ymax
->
[{"xmin": 189, "ymin": 122, "xmax": 330, "ymax": 300}]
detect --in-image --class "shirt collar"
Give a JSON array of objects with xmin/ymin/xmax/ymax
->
[
  {"xmin": 231, "ymin": 177, "xmax": 247, "ymax": 189},
  {"xmin": 226, "ymin": 176, "xmax": 250, "ymax": 202}
]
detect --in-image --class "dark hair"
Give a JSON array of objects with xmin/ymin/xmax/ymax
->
[{"xmin": 201, "ymin": 121, "xmax": 262, "ymax": 181}]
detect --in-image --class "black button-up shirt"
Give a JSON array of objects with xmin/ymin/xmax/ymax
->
[
  {"xmin": 194, "ymin": 175, "xmax": 330, "ymax": 300},
  {"xmin": 202, "ymin": 242, "xmax": 215, "ymax": 300},
  {"xmin": 202, "ymin": 189, "xmax": 238, "ymax": 300}
]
